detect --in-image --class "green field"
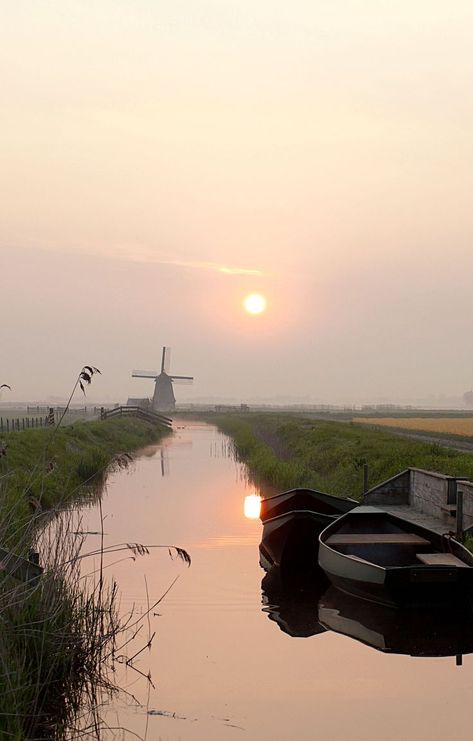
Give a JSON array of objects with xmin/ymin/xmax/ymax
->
[{"xmin": 208, "ymin": 413, "xmax": 473, "ymax": 498}]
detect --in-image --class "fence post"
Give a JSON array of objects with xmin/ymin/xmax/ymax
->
[
  {"xmin": 6, "ymin": 419, "xmax": 9, "ymax": 433},
  {"xmin": 456, "ymin": 489, "xmax": 464, "ymax": 539},
  {"xmin": 363, "ymin": 463, "xmax": 369, "ymax": 494}
]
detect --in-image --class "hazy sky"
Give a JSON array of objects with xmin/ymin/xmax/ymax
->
[{"xmin": 2, "ymin": 2, "xmax": 473, "ymax": 403}]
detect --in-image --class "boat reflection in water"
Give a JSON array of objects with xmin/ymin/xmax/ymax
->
[
  {"xmin": 261, "ymin": 568, "xmax": 473, "ymax": 662},
  {"xmin": 261, "ymin": 565, "xmax": 329, "ymax": 638},
  {"xmin": 318, "ymin": 586, "xmax": 473, "ymax": 661}
]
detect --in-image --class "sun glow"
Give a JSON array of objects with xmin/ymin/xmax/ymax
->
[
  {"xmin": 243, "ymin": 293, "xmax": 267, "ymax": 315},
  {"xmin": 244, "ymin": 494, "xmax": 261, "ymax": 519}
]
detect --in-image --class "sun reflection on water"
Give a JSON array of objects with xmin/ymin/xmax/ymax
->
[{"xmin": 244, "ymin": 494, "xmax": 261, "ymax": 519}]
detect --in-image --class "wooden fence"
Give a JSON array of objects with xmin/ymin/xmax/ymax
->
[
  {"xmin": 0, "ymin": 416, "xmax": 48, "ymax": 433},
  {"xmin": 101, "ymin": 405, "xmax": 173, "ymax": 429}
]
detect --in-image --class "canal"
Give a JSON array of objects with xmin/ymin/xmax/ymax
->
[{"xmin": 76, "ymin": 421, "xmax": 473, "ymax": 740}]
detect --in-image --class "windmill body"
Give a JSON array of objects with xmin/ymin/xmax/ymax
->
[
  {"xmin": 132, "ymin": 347, "xmax": 193, "ymax": 413},
  {"xmin": 152, "ymin": 372, "xmax": 175, "ymax": 411}
]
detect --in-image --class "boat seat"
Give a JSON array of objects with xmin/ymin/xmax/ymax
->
[
  {"xmin": 326, "ymin": 533, "xmax": 430, "ymax": 546},
  {"xmin": 416, "ymin": 552, "xmax": 469, "ymax": 568}
]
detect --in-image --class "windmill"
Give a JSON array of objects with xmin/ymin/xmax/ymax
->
[{"xmin": 132, "ymin": 347, "xmax": 193, "ymax": 413}]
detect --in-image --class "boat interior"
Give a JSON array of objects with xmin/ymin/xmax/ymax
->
[{"xmin": 324, "ymin": 513, "xmax": 469, "ymax": 568}]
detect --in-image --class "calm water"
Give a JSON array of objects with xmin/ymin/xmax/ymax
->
[{"xmin": 75, "ymin": 421, "xmax": 473, "ymax": 740}]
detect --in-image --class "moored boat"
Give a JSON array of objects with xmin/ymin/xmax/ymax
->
[
  {"xmin": 259, "ymin": 489, "xmax": 357, "ymax": 573},
  {"xmin": 318, "ymin": 506, "xmax": 473, "ymax": 607}
]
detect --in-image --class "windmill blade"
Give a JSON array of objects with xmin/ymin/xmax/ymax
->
[
  {"xmin": 171, "ymin": 376, "xmax": 194, "ymax": 385},
  {"xmin": 132, "ymin": 370, "xmax": 158, "ymax": 378},
  {"xmin": 162, "ymin": 346, "xmax": 171, "ymax": 374}
]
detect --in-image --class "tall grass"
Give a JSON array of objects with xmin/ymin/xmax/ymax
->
[
  {"xmin": 0, "ymin": 511, "xmax": 120, "ymax": 738},
  {"xmin": 0, "ymin": 411, "xmax": 174, "ymax": 737}
]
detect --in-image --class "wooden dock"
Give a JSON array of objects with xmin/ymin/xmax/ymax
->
[
  {"xmin": 363, "ymin": 468, "xmax": 473, "ymax": 536},
  {"xmin": 376, "ymin": 505, "xmax": 454, "ymax": 536}
]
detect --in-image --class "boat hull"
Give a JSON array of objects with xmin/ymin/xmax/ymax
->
[
  {"xmin": 259, "ymin": 488, "xmax": 358, "ymax": 575},
  {"xmin": 260, "ymin": 510, "xmax": 336, "ymax": 573},
  {"xmin": 320, "ymin": 562, "xmax": 473, "ymax": 608}
]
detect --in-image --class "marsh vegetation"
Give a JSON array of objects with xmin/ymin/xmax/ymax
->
[{"xmin": 0, "ymin": 415, "xmax": 171, "ymax": 738}]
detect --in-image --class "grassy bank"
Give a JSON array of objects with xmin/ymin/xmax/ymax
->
[
  {"xmin": 1, "ymin": 417, "xmax": 168, "ymax": 550},
  {"xmin": 209, "ymin": 413, "xmax": 473, "ymax": 498},
  {"xmin": 0, "ymin": 416, "xmax": 170, "ymax": 739}
]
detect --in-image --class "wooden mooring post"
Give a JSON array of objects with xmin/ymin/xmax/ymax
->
[{"xmin": 456, "ymin": 488, "xmax": 464, "ymax": 539}]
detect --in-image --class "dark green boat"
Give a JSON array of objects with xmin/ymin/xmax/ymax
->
[{"xmin": 259, "ymin": 488, "xmax": 357, "ymax": 573}]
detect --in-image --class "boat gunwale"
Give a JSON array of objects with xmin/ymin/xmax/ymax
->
[
  {"xmin": 260, "ymin": 487, "xmax": 357, "ymax": 505},
  {"xmin": 263, "ymin": 509, "xmax": 340, "ymax": 526}
]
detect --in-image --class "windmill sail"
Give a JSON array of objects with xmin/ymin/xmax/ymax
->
[
  {"xmin": 132, "ymin": 370, "xmax": 158, "ymax": 379},
  {"xmin": 171, "ymin": 375, "xmax": 193, "ymax": 384},
  {"xmin": 162, "ymin": 347, "xmax": 171, "ymax": 374}
]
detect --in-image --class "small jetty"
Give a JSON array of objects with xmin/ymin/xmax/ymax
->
[{"xmin": 363, "ymin": 468, "xmax": 473, "ymax": 537}]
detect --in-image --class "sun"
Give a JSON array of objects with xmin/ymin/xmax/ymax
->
[{"xmin": 243, "ymin": 293, "xmax": 267, "ymax": 315}]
